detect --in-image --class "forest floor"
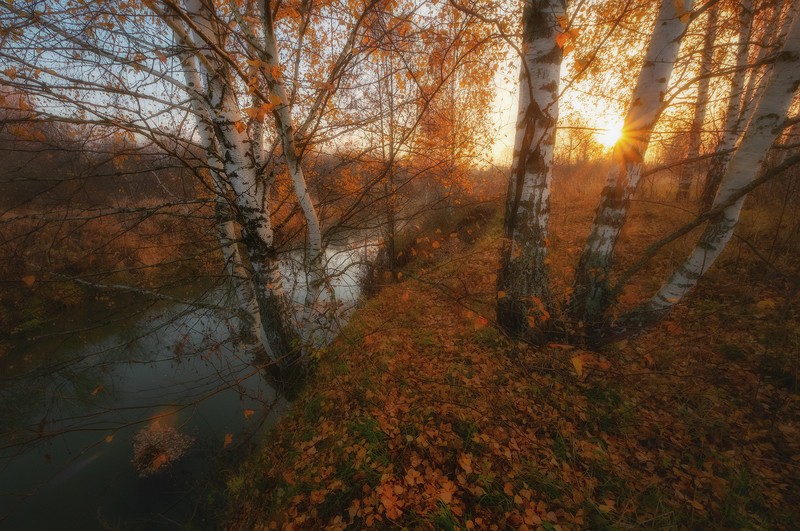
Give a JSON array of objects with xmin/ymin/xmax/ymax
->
[{"xmin": 224, "ymin": 202, "xmax": 800, "ymax": 530}]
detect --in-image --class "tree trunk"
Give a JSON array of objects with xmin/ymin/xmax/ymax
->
[
  {"xmin": 613, "ymin": 7, "xmax": 800, "ymax": 335},
  {"xmin": 496, "ymin": 0, "xmax": 565, "ymax": 339},
  {"xmin": 181, "ymin": 0, "xmax": 301, "ymax": 367},
  {"xmin": 700, "ymin": 0, "xmax": 753, "ymax": 210},
  {"xmin": 261, "ymin": 1, "xmax": 324, "ymax": 361},
  {"xmin": 677, "ymin": 5, "xmax": 718, "ymax": 200},
  {"xmin": 569, "ymin": 0, "xmax": 694, "ymax": 330}
]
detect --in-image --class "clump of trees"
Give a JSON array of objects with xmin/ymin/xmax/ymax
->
[
  {"xmin": 496, "ymin": 0, "xmax": 800, "ymax": 345},
  {"xmin": 0, "ymin": 0, "xmax": 500, "ymax": 371}
]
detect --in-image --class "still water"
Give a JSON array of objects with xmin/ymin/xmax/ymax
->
[{"xmin": 0, "ymin": 244, "xmax": 374, "ymax": 529}]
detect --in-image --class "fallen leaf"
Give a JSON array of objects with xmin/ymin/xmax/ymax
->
[
  {"xmin": 458, "ymin": 453, "xmax": 473, "ymax": 474},
  {"xmin": 571, "ymin": 355, "xmax": 585, "ymax": 378}
]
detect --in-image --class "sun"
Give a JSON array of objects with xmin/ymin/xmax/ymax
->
[{"xmin": 596, "ymin": 119, "xmax": 625, "ymax": 147}]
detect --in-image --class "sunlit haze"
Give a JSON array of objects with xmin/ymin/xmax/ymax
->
[{"xmin": 596, "ymin": 119, "xmax": 625, "ymax": 147}]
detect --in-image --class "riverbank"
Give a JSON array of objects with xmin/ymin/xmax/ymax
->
[{"xmin": 223, "ymin": 213, "xmax": 800, "ymax": 529}]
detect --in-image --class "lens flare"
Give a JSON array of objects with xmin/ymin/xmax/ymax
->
[{"xmin": 596, "ymin": 120, "xmax": 624, "ymax": 147}]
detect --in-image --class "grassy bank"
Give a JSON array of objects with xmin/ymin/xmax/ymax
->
[{"xmin": 223, "ymin": 206, "xmax": 799, "ymax": 529}]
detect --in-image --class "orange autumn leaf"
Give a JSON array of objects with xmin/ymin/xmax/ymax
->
[
  {"xmin": 439, "ymin": 479, "xmax": 457, "ymax": 504},
  {"xmin": 431, "ymin": 240, "xmax": 441, "ymax": 249},
  {"xmin": 243, "ymin": 409, "xmax": 255, "ymax": 419},
  {"xmin": 223, "ymin": 433, "xmax": 233, "ymax": 448},
  {"xmin": 21, "ymin": 275, "xmax": 36, "ymax": 287},
  {"xmin": 457, "ymin": 452, "xmax": 473, "ymax": 474},
  {"xmin": 150, "ymin": 453, "xmax": 168, "ymax": 470},
  {"xmin": 571, "ymin": 355, "xmax": 585, "ymax": 378},
  {"xmin": 379, "ymin": 483, "xmax": 403, "ymax": 520}
]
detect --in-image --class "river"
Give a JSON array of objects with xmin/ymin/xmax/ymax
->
[{"xmin": 0, "ymin": 243, "xmax": 375, "ymax": 529}]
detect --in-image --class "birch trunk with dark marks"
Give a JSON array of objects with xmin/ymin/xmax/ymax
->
[
  {"xmin": 177, "ymin": 43, "xmax": 280, "ymax": 366},
  {"xmin": 496, "ymin": 0, "xmax": 565, "ymax": 339},
  {"xmin": 261, "ymin": 1, "xmax": 324, "ymax": 362},
  {"xmin": 611, "ymin": 8, "xmax": 800, "ymax": 337},
  {"xmin": 677, "ymin": 5, "xmax": 718, "ymax": 200},
  {"xmin": 701, "ymin": 0, "xmax": 753, "ymax": 210},
  {"xmin": 569, "ymin": 0, "xmax": 694, "ymax": 331},
  {"xmin": 177, "ymin": 0, "xmax": 301, "ymax": 367}
]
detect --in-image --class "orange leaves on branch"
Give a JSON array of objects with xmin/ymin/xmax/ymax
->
[
  {"xmin": 672, "ymin": 0, "xmax": 691, "ymax": 23},
  {"xmin": 555, "ymin": 28, "xmax": 579, "ymax": 55},
  {"xmin": 310, "ymin": 80, "xmax": 335, "ymax": 91},
  {"xmin": 243, "ymin": 409, "xmax": 255, "ymax": 419},
  {"xmin": 21, "ymin": 275, "xmax": 36, "ymax": 287},
  {"xmin": 244, "ymin": 102, "xmax": 277, "ymax": 121},
  {"xmin": 223, "ymin": 433, "xmax": 233, "ymax": 448},
  {"xmin": 3, "ymin": 67, "xmax": 17, "ymax": 80}
]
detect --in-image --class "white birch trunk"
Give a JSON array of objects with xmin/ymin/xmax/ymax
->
[
  {"xmin": 178, "ymin": 48, "xmax": 277, "ymax": 363},
  {"xmin": 677, "ymin": 5, "xmax": 718, "ymax": 199},
  {"xmin": 625, "ymin": 8, "xmax": 800, "ymax": 325},
  {"xmin": 701, "ymin": 0, "xmax": 753, "ymax": 209},
  {"xmin": 496, "ymin": 0, "xmax": 565, "ymax": 338},
  {"xmin": 261, "ymin": 3, "xmax": 324, "ymax": 361},
  {"xmin": 570, "ymin": 0, "xmax": 694, "ymax": 326},
  {"xmin": 179, "ymin": 0, "xmax": 300, "ymax": 366}
]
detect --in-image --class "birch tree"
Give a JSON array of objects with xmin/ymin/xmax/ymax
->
[
  {"xmin": 569, "ymin": 0, "xmax": 694, "ymax": 328},
  {"xmin": 0, "ymin": 0, "xmax": 388, "ymax": 369},
  {"xmin": 495, "ymin": 0, "xmax": 565, "ymax": 339},
  {"xmin": 700, "ymin": 0, "xmax": 753, "ymax": 209},
  {"xmin": 676, "ymin": 3, "xmax": 718, "ymax": 200},
  {"xmin": 615, "ymin": 5, "xmax": 800, "ymax": 332}
]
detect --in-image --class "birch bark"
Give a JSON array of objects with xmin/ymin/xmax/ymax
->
[
  {"xmin": 677, "ymin": 5, "xmax": 718, "ymax": 200},
  {"xmin": 260, "ymin": 1, "xmax": 324, "ymax": 360},
  {"xmin": 496, "ymin": 0, "xmax": 565, "ymax": 339},
  {"xmin": 618, "ymin": 7, "xmax": 800, "ymax": 330},
  {"xmin": 179, "ymin": 48, "xmax": 277, "ymax": 363},
  {"xmin": 178, "ymin": 0, "xmax": 300, "ymax": 366},
  {"xmin": 570, "ymin": 0, "xmax": 694, "ymax": 328},
  {"xmin": 701, "ymin": 0, "xmax": 753, "ymax": 209}
]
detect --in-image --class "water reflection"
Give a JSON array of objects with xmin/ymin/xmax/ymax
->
[{"xmin": 0, "ymin": 241, "xmax": 376, "ymax": 529}]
